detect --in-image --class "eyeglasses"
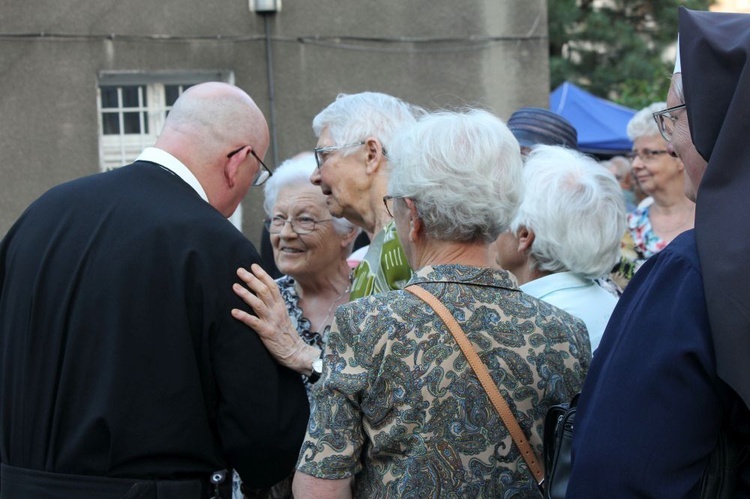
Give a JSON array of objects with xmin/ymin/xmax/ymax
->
[
  {"xmin": 626, "ymin": 149, "xmax": 668, "ymax": 163},
  {"xmin": 652, "ymin": 104, "xmax": 687, "ymax": 142},
  {"xmin": 383, "ymin": 195, "xmax": 403, "ymax": 218},
  {"xmin": 227, "ymin": 146, "xmax": 273, "ymax": 186},
  {"xmin": 313, "ymin": 141, "xmax": 366, "ymax": 169},
  {"xmin": 264, "ymin": 215, "xmax": 332, "ymax": 234}
]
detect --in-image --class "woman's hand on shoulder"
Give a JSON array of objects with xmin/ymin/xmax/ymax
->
[{"xmin": 232, "ymin": 264, "xmax": 320, "ymax": 374}]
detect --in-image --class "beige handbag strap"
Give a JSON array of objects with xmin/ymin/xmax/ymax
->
[{"xmin": 405, "ymin": 284, "xmax": 544, "ymax": 485}]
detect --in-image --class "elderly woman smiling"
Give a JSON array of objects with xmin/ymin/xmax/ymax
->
[
  {"xmin": 612, "ymin": 101, "xmax": 695, "ymax": 287},
  {"xmin": 232, "ymin": 152, "xmax": 358, "ymax": 386},
  {"xmin": 291, "ymin": 110, "xmax": 591, "ymax": 499},
  {"xmin": 231, "ymin": 152, "xmax": 358, "ymax": 499}
]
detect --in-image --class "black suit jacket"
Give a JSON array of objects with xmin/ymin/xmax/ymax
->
[{"xmin": 0, "ymin": 162, "xmax": 309, "ymax": 487}]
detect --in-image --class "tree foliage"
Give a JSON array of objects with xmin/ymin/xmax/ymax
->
[{"xmin": 549, "ymin": 0, "xmax": 712, "ymax": 109}]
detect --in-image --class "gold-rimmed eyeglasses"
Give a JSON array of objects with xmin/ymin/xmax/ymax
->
[
  {"xmin": 227, "ymin": 146, "xmax": 273, "ymax": 186},
  {"xmin": 652, "ymin": 104, "xmax": 687, "ymax": 143}
]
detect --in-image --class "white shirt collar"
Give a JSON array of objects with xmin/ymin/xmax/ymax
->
[{"xmin": 136, "ymin": 147, "xmax": 209, "ymax": 203}]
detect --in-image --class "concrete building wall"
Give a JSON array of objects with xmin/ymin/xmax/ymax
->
[{"xmin": 0, "ymin": 0, "xmax": 549, "ymax": 244}]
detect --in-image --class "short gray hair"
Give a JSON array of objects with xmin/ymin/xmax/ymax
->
[
  {"xmin": 601, "ymin": 155, "xmax": 631, "ymax": 180},
  {"xmin": 627, "ymin": 102, "xmax": 667, "ymax": 141},
  {"xmin": 263, "ymin": 152, "xmax": 356, "ymax": 236},
  {"xmin": 388, "ymin": 109, "xmax": 523, "ymax": 243},
  {"xmin": 511, "ymin": 145, "xmax": 626, "ymax": 278},
  {"xmin": 312, "ymin": 92, "xmax": 422, "ymax": 156}
]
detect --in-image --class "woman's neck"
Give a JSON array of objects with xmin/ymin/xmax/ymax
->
[
  {"xmin": 294, "ymin": 262, "xmax": 351, "ymax": 299},
  {"xmin": 413, "ymin": 239, "xmax": 495, "ymax": 270},
  {"xmin": 648, "ymin": 197, "xmax": 695, "ymax": 243},
  {"xmin": 649, "ymin": 176, "xmax": 690, "ymax": 209}
]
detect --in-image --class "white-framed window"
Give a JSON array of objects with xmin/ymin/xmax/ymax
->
[
  {"xmin": 97, "ymin": 71, "xmax": 233, "ymax": 171},
  {"xmin": 96, "ymin": 71, "xmax": 243, "ymax": 229}
]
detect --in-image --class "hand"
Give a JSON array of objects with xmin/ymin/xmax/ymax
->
[{"xmin": 232, "ymin": 264, "xmax": 320, "ymax": 374}]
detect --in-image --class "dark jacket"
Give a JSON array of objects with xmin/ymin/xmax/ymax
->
[{"xmin": 0, "ymin": 162, "xmax": 309, "ymax": 496}]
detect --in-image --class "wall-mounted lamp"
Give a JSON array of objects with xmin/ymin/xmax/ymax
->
[{"xmin": 250, "ymin": 0, "xmax": 281, "ymax": 14}]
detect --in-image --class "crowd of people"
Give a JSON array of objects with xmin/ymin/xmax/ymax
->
[{"xmin": 0, "ymin": 6, "xmax": 748, "ymax": 499}]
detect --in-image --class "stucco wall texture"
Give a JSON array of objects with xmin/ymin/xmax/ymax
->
[{"xmin": 0, "ymin": 0, "xmax": 549, "ymax": 244}]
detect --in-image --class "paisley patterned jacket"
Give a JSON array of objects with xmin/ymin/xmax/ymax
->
[{"xmin": 297, "ymin": 264, "xmax": 591, "ymax": 498}]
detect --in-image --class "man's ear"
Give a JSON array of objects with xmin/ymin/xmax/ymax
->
[
  {"xmin": 224, "ymin": 150, "xmax": 244, "ymax": 188},
  {"xmin": 364, "ymin": 137, "xmax": 385, "ymax": 174},
  {"xmin": 517, "ymin": 226, "xmax": 536, "ymax": 253}
]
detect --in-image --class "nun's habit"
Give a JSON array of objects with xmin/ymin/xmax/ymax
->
[{"xmin": 566, "ymin": 8, "xmax": 750, "ymax": 497}]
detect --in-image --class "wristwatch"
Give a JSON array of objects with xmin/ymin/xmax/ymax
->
[{"xmin": 308, "ymin": 358, "xmax": 323, "ymax": 384}]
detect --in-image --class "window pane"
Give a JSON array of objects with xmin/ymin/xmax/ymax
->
[
  {"xmin": 101, "ymin": 87, "xmax": 119, "ymax": 109},
  {"xmin": 102, "ymin": 112, "xmax": 120, "ymax": 135},
  {"xmin": 122, "ymin": 112, "xmax": 142, "ymax": 134},
  {"xmin": 142, "ymin": 112, "xmax": 149, "ymax": 134},
  {"xmin": 165, "ymin": 85, "xmax": 181, "ymax": 106},
  {"xmin": 121, "ymin": 86, "xmax": 143, "ymax": 108}
]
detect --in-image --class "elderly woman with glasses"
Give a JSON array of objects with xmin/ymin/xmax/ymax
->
[
  {"xmin": 230, "ymin": 151, "xmax": 358, "ymax": 499},
  {"xmin": 291, "ymin": 109, "xmax": 590, "ymax": 498},
  {"xmin": 611, "ymin": 101, "xmax": 695, "ymax": 288}
]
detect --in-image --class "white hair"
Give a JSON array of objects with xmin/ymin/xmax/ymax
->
[
  {"xmin": 312, "ymin": 92, "xmax": 422, "ymax": 157},
  {"xmin": 627, "ymin": 101, "xmax": 667, "ymax": 141},
  {"xmin": 262, "ymin": 153, "xmax": 356, "ymax": 236},
  {"xmin": 388, "ymin": 109, "xmax": 524, "ymax": 243},
  {"xmin": 511, "ymin": 145, "xmax": 626, "ymax": 278},
  {"xmin": 603, "ymin": 155, "xmax": 631, "ymax": 179}
]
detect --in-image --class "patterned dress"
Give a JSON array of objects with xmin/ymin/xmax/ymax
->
[
  {"xmin": 611, "ymin": 206, "xmax": 668, "ymax": 288},
  {"xmin": 297, "ymin": 264, "xmax": 591, "ymax": 498}
]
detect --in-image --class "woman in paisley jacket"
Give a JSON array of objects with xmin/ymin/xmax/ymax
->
[{"xmin": 291, "ymin": 109, "xmax": 591, "ymax": 499}]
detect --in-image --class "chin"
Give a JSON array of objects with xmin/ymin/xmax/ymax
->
[{"xmin": 325, "ymin": 202, "xmax": 345, "ymax": 219}]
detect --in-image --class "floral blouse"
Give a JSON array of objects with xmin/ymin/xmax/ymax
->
[
  {"xmin": 276, "ymin": 275, "xmax": 328, "ymax": 390},
  {"xmin": 611, "ymin": 206, "xmax": 668, "ymax": 288}
]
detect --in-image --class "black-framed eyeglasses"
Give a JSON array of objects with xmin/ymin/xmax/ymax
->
[
  {"xmin": 652, "ymin": 104, "xmax": 687, "ymax": 143},
  {"xmin": 264, "ymin": 215, "xmax": 333, "ymax": 234},
  {"xmin": 313, "ymin": 141, "xmax": 366, "ymax": 169},
  {"xmin": 626, "ymin": 149, "xmax": 668, "ymax": 163},
  {"xmin": 227, "ymin": 146, "xmax": 273, "ymax": 186}
]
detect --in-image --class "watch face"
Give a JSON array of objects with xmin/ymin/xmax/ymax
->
[
  {"xmin": 312, "ymin": 358, "xmax": 323, "ymax": 374},
  {"xmin": 309, "ymin": 358, "xmax": 324, "ymax": 384}
]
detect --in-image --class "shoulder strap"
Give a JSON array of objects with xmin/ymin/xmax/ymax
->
[{"xmin": 405, "ymin": 284, "xmax": 544, "ymax": 485}]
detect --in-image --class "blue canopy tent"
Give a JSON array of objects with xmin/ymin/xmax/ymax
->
[{"xmin": 550, "ymin": 81, "xmax": 636, "ymax": 156}]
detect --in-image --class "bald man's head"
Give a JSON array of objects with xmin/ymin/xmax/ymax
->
[
  {"xmin": 154, "ymin": 82, "xmax": 270, "ymax": 216},
  {"xmin": 161, "ymin": 82, "xmax": 268, "ymax": 159}
]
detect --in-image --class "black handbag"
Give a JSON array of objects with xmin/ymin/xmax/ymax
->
[{"xmin": 542, "ymin": 394, "xmax": 578, "ymax": 499}]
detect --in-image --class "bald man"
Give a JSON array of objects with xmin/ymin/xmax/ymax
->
[{"xmin": 0, "ymin": 83, "xmax": 309, "ymax": 498}]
